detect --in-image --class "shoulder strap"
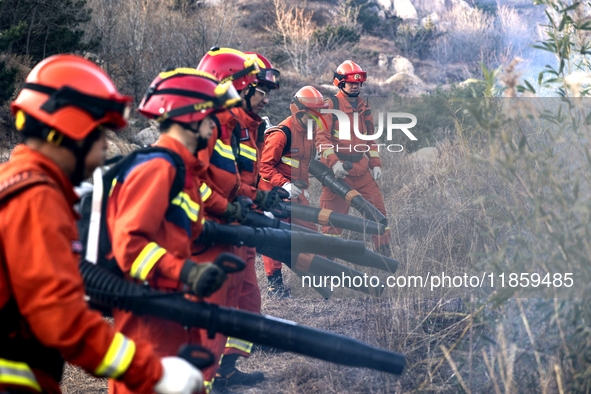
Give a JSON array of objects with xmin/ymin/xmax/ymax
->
[
  {"xmin": 329, "ymin": 96, "xmax": 339, "ymax": 111},
  {"xmin": 276, "ymin": 125, "xmax": 292, "ymax": 156},
  {"xmin": 94, "ymin": 147, "xmax": 186, "ymax": 276},
  {"xmin": 0, "ymin": 171, "xmax": 51, "ymax": 205},
  {"xmin": 328, "ymin": 96, "xmax": 339, "ymax": 125}
]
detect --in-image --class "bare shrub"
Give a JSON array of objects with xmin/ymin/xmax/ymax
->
[
  {"xmin": 432, "ymin": 4, "xmax": 533, "ymax": 72},
  {"xmin": 269, "ymin": 0, "xmax": 319, "ymax": 75},
  {"xmin": 85, "ymin": 0, "xmax": 244, "ymax": 102}
]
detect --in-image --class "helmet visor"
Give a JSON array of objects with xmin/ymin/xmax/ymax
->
[
  {"xmin": 258, "ymin": 68, "xmax": 280, "ymax": 88},
  {"xmin": 342, "ymin": 71, "xmax": 367, "ymax": 83},
  {"xmin": 21, "ymin": 83, "xmax": 132, "ymax": 130}
]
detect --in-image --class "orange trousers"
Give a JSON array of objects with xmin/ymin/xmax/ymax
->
[
  {"xmin": 221, "ymin": 246, "xmax": 261, "ymax": 359},
  {"xmin": 262, "ymin": 194, "xmax": 318, "ymax": 277},
  {"xmin": 191, "ymin": 243, "xmax": 241, "ymax": 385},
  {"xmin": 109, "ymin": 311, "xmax": 201, "ymax": 394},
  {"xmin": 319, "ymin": 170, "xmax": 391, "ymax": 248}
]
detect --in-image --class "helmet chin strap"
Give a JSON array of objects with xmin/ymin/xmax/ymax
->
[
  {"xmin": 196, "ymin": 135, "xmax": 209, "ymax": 152},
  {"xmin": 178, "ymin": 120, "xmax": 210, "ymax": 155},
  {"xmin": 243, "ymin": 85, "xmax": 257, "ymax": 112},
  {"xmin": 340, "ymin": 85, "xmax": 360, "ymax": 97},
  {"xmin": 70, "ymin": 128, "xmax": 103, "ymax": 186}
]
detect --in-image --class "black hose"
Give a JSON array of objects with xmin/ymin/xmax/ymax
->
[{"xmin": 80, "ymin": 261, "xmax": 405, "ymax": 375}]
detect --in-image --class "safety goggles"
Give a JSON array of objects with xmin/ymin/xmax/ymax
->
[
  {"xmin": 22, "ymin": 83, "xmax": 132, "ymax": 127},
  {"xmin": 255, "ymin": 87, "xmax": 271, "ymax": 99},
  {"xmin": 257, "ymin": 68, "xmax": 280, "ymax": 87},
  {"xmin": 156, "ymin": 81, "xmax": 242, "ymax": 122},
  {"xmin": 334, "ymin": 71, "xmax": 367, "ymax": 84}
]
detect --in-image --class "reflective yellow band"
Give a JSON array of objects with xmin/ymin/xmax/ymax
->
[
  {"xmin": 239, "ymin": 143, "xmax": 257, "ymax": 162},
  {"xmin": 368, "ymin": 151, "xmax": 380, "ymax": 158},
  {"xmin": 214, "ymin": 140, "xmax": 235, "ymax": 160},
  {"xmin": 204, "ymin": 380, "xmax": 213, "ymax": 393},
  {"xmin": 225, "ymin": 337, "xmax": 253, "ymax": 354},
  {"xmin": 94, "ymin": 332, "xmax": 136, "ymax": 379},
  {"xmin": 172, "ymin": 191, "xmax": 200, "ymax": 222},
  {"xmin": 332, "ymin": 129, "xmax": 340, "ymax": 139},
  {"xmin": 280, "ymin": 156, "xmax": 300, "ymax": 168},
  {"xmin": 200, "ymin": 183, "xmax": 212, "ymax": 202},
  {"xmin": 322, "ymin": 149, "xmax": 335, "ymax": 159},
  {"xmin": 109, "ymin": 178, "xmax": 117, "ymax": 197},
  {"xmin": 130, "ymin": 242, "xmax": 167, "ymax": 280},
  {"xmin": 323, "ymin": 233, "xmax": 342, "ymax": 237},
  {"xmin": 0, "ymin": 358, "xmax": 42, "ymax": 392}
]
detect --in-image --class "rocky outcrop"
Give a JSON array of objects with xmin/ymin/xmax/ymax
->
[
  {"xmin": 394, "ymin": 0, "xmax": 418, "ymax": 20},
  {"xmin": 369, "ymin": 0, "xmax": 472, "ymax": 19},
  {"xmin": 106, "ymin": 131, "xmax": 140, "ymax": 159},
  {"xmin": 391, "ymin": 55, "xmax": 414, "ymax": 74},
  {"xmin": 383, "ymin": 72, "xmax": 427, "ymax": 95},
  {"xmin": 131, "ymin": 126, "xmax": 160, "ymax": 147}
]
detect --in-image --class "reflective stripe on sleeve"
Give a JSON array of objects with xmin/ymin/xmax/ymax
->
[
  {"xmin": 322, "ymin": 149, "xmax": 335, "ymax": 159},
  {"xmin": 130, "ymin": 242, "xmax": 167, "ymax": 280},
  {"xmin": 200, "ymin": 183, "xmax": 212, "ymax": 202},
  {"xmin": 280, "ymin": 156, "xmax": 300, "ymax": 168},
  {"xmin": 0, "ymin": 358, "xmax": 42, "ymax": 392},
  {"xmin": 171, "ymin": 191, "xmax": 200, "ymax": 222},
  {"xmin": 214, "ymin": 140, "xmax": 235, "ymax": 160},
  {"xmin": 94, "ymin": 332, "xmax": 136, "ymax": 378},
  {"xmin": 368, "ymin": 151, "xmax": 379, "ymax": 158},
  {"xmin": 239, "ymin": 143, "xmax": 257, "ymax": 161}
]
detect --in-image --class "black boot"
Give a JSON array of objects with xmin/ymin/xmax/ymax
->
[
  {"xmin": 267, "ymin": 269, "xmax": 290, "ymax": 298},
  {"xmin": 212, "ymin": 354, "xmax": 265, "ymax": 390}
]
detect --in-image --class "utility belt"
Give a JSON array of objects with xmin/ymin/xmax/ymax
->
[
  {"xmin": 0, "ymin": 299, "xmax": 64, "ymax": 382},
  {"xmin": 336, "ymin": 152, "xmax": 364, "ymax": 163}
]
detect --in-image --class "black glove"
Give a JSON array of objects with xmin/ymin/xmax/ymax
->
[
  {"xmin": 254, "ymin": 189, "xmax": 282, "ymax": 211},
  {"xmin": 180, "ymin": 260, "xmax": 227, "ymax": 297},
  {"xmin": 222, "ymin": 196, "xmax": 252, "ymax": 223}
]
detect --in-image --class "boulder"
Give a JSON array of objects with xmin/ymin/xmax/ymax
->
[
  {"xmin": 391, "ymin": 55, "xmax": 414, "ymax": 75},
  {"xmin": 378, "ymin": 53, "xmax": 389, "ymax": 70},
  {"xmin": 131, "ymin": 126, "xmax": 160, "ymax": 146},
  {"xmin": 106, "ymin": 132, "xmax": 140, "ymax": 159},
  {"xmin": 375, "ymin": 0, "xmax": 394, "ymax": 15},
  {"xmin": 383, "ymin": 72, "xmax": 428, "ymax": 95},
  {"xmin": 393, "ymin": 0, "xmax": 418, "ymax": 20},
  {"xmin": 421, "ymin": 12, "xmax": 440, "ymax": 28},
  {"xmin": 412, "ymin": 0, "xmax": 449, "ymax": 15}
]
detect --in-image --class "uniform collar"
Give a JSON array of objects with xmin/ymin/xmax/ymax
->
[
  {"xmin": 9, "ymin": 144, "xmax": 80, "ymax": 207},
  {"xmin": 335, "ymin": 90, "xmax": 361, "ymax": 111},
  {"xmin": 231, "ymin": 107, "xmax": 262, "ymax": 129}
]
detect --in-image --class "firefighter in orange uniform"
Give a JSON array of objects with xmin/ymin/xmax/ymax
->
[
  {"xmin": 259, "ymin": 86, "xmax": 328, "ymax": 297},
  {"xmin": 107, "ymin": 69, "xmax": 241, "ymax": 394},
  {"xmin": 196, "ymin": 48, "xmax": 283, "ymax": 390},
  {"xmin": 0, "ymin": 55, "xmax": 203, "ymax": 394},
  {"xmin": 315, "ymin": 60, "xmax": 392, "ymax": 255}
]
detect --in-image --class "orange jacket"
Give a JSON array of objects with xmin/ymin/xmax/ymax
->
[
  {"xmin": 259, "ymin": 115, "xmax": 316, "ymax": 189},
  {"xmin": 232, "ymin": 107, "xmax": 262, "ymax": 199},
  {"xmin": 316, "ymin": 90, "xmax": 382, "ymax": 176},
  {"xmin": 0, "ymin": 145, "xmax": 161, "ymax": 394},
  {"xmin": 107, "ymin": 134, "xmax": 207, "ymax": 290},
  {"xmin": 198, "ymin": 111, "xmax": 241, "ymax": 218}
]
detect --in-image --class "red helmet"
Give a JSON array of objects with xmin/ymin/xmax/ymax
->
[
  {"xmin": 290, "ymin": 86, "xmax": 328, "ymax": 115},
  {"xmin": 11, "ymin": 54, "xmax": 132, "ymax": 140},
  {"xmin": 333, "ymin": 60, "xmax": 367, "ymax": 88},
  {"xmin": 245, "ymin": 52, "xmax": 280, "ymax": 89},
  {"xmin": 138, "ymin": 68, "xmax": 241, "ymax": 124},
  {"xmin": 196, "ymin": 47, "xmax": 259, "ymax": 92}
]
